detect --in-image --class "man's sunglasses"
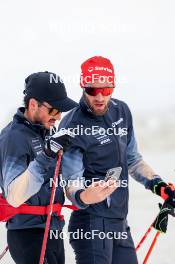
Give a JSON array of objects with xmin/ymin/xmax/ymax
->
[
  {"xmin": 84, "ymin": 87, "xmax": 114, "ymax": 96},
  {"xmin": 38, "ymin": 102, "xmax": 60, "ymax": 116}
]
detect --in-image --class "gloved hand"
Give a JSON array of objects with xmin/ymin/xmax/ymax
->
[
  {"xmin": 45, "ymin": 130, "xmax": 74, "ymax": 158},
  {"xmin": 153, "ymin": 201, "xmax": 175, "ymax": 233},
  {"xmin": 153, "ymin": 203, "xmax": 169, "ymax": 233},
  {"xmin": 153, "ymin": 181, "xmax": 175, "ymax": 207}
]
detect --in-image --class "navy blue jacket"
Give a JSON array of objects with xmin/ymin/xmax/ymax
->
[
  {"xmin": 61, "ymin": 97, "xmax": 161, "ymax": 219},
  {"xmin": 0, "ymin": 108, "xmax": 64, "ymax": 230}
]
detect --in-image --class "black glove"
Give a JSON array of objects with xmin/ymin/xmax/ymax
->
[
  {"xmin": 45, "ymin": 130, "xmax": 74, "ymax": 158},
  {"xmin": 163, "ymin": 184, "xmax": 175, "ymax": 207},
  {"xmin": 153, "ymin": 181, "xmax": 175, "ymax": 208},
  {"xmin": 153, "ymin": 202, "xmax": 175, "ymax": 233}
]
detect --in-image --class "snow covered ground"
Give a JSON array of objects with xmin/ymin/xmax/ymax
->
[{"xmin": 0, "ymin": 150, "xmax": 174, "ymax": 264}]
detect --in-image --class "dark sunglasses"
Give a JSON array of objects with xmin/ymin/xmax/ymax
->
[
  {"xmin": 38, "ymin": 102, "xmax": 60, "ymax": 116},
  {"xmin": 84, "ymin": 87, "xmax": 114, "ymax": 96}
]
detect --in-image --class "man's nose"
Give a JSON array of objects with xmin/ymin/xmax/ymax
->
[
  {"xmin": 53, "ymin": 112, "xmax": 62, "ymax": 121},
  {"xmin": 95, "ymin": 92, "xmax": 104, "ymax": 101}
]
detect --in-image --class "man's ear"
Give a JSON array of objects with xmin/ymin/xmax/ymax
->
[{"xmin": 29, "ymin": 98, "xmax": 38, "ymax": 112}]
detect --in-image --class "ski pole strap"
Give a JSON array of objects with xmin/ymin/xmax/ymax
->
[
  {"xmin": 0, "ymin": 193, "xmax": 79, "ymax": 222},
  {"xmin": 11, "ymin": 203, "xmax": 78, "ymax": 217},
  {"xmin": 63, "ymin": 204, "xmax": 79, "ymax": 211},
  {"xmin": 14, "ymin": 203, "xmax": 62, "ymax": 215}
]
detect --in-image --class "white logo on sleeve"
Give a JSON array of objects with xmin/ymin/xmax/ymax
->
[{"xmin": 112, "ymin": 118, "xmax": 123, "ymax": 127}]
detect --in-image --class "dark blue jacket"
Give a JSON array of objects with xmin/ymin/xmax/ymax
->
[
  {"xmin": 61, "ymin": 97, "xmax": 161, "ymax": 219},
  {"xmin": 0, "ymin": 108, "xmax": 64, "ymax": 230}
]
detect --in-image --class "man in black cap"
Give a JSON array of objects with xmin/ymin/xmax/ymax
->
[{"xmin": 0, "ymin": 71, "xmax": 78, "ymax": 264}]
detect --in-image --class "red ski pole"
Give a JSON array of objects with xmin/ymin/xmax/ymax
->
[
  {"xmin": 0, "ymin": 246, "xmax": 9, "ymax": 261},
  {"xmin": 135, "ymin": 223, "xmax": 153, "ymax": 251},
  {"xmin": 39, "ymin": 152, "xmax": 62, "ymax": 264},
  {"xmin": 143, "ymin": 231, "xmax": 160, "ymax": 264}
]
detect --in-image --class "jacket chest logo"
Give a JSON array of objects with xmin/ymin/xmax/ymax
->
[
  {"xmin": 31, "ymin": 137, "xmax": 43, "ymax": 155},
  {"xmin": 93, "ymin": 127, "xmax": 112, "ymax": 146}
]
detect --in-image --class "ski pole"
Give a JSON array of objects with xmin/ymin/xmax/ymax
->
[
  {"xmin": 136, "ymin": 223, "xmax": 160, "ymax": 264},
  {"xmin": 136, "ymin": 200, "xmax": 173, "ymax": 263},
  {"xmin": 143, "ymin": 231, "xmax": 160, "ymax": 264},
  {"xmin": 135, "ymin": 223, "xmax": 153, "ymax": 251},
  {"xmin": 39, "ymin": 152, "xmax": 62, "ymax": 264},
  {"xmin": 0, "ymin": 246, "xmax": 9, "ymax": 261}
]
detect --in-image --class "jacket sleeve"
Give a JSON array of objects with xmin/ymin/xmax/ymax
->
[
  {"xmin": 126, "ymin": 110, "xmax": 163, "ymax": 190},
  {"xmin": 61, "ymin": 147, "xmax": 89, "ymax": 209},
  {"xmin": 59, "ymin": 110, "xmax": 89, "ymax": 209},
  {"xmin": 2, "ymin": 133, "xmax": 54, "ymax": 207}
]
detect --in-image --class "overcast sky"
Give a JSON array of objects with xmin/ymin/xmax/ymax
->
[{"xmin": 0, "ymin": 0, "xmax": 175, "ymax": 127}]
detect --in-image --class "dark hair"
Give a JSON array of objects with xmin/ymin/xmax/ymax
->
[
  {"xmin": 23, "ymin": 95, "xmax": 32, "ymax": 109},
  {"xmin": 23, "ymin": 95, "xmax": 42, "ymax": 109}
]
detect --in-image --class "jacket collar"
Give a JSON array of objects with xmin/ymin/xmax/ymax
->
[{"xmin": 13, "ymin": 107, "xmax": 47, "ymax": 137}]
